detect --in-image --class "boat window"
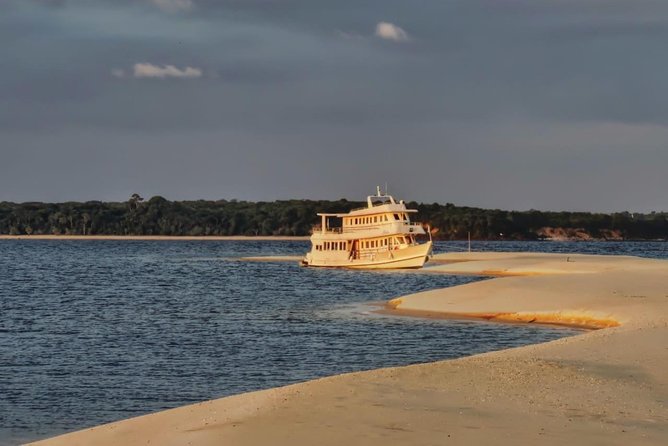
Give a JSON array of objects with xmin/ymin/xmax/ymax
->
[
  {"xmin": 384, "ymin": 215, "xmax": 388, "ymax": 221},
  {"xmin": 393, "ymin": 214, "xmax": 400, "ymax": 220},
  {"xmin": 373, "ymin": 216, "xmax": 377, "ymax": 223}
]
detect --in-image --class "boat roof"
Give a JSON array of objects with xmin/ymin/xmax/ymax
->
[{"xmin": 318, "ymin": 189, "xmax": 418, "ymax": 218}]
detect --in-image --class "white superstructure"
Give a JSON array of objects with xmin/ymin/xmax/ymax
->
[{"xmin": 302, "ymin": 188, "xmax": 433, "ymax": 269}]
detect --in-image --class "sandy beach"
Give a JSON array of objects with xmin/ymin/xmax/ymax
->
[
  {"xmin": 29, "ymin": 252, "xmax": 668, "ymax": 445},
  {"xmin": 0, "ymin": 235, "xmax": 308, "ymax": 241}
]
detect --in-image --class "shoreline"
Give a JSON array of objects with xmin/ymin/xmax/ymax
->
[
  {"xmin": 29, "ymin": 252, "xmax": 668, "ymax": 445},
  {"xmin": 376, "ymin": 306, "xmax": 606, "ymax": 330},
  {"xmin": 0, "ymin": 235, "xmax": 309, "ymax": 241},
  {"xmin": 2, "ymin": 235, "xmax": 665, "ymax": 242}
]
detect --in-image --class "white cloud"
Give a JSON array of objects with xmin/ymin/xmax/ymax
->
[
  {"xmin": 374, "ymin": 22, "xmax": 409, "ymax": 42},
  {"xmin": 149, "ymin": 0, "xmax": 194, "ymax": 13},
  {"xmin": 133, "ymin": 63, "xmax": 202, "ymax": 79}
]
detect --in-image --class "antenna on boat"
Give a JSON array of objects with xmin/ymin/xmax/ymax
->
[{"xmin": 376, "ymin": 185, "xmax": 381, "ymax": 197}]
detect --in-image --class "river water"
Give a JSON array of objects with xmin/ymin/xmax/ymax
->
[{"xmin": 0, "ymin": 240, "xmax": 665, "ymax": 444}]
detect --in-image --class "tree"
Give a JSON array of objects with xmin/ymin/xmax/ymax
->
[{"xmin": 128, "ymin": 193, "xmax": 144, "ymax": 211}]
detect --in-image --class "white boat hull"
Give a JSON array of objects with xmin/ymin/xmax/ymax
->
[{"xmin": 303, "ymin": 241, "xmax": 432, "ymax": 269}]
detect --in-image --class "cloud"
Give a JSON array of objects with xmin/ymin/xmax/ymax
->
[
  {"xmin": 133, "ymin": 63, "xmax": 202, "ymax": 79},
  {"xmin": 374, "ymin": 22, "xmax": 409, "ymax": 42},
  {"xmin": 149, "ymin": 0, "xmax": 193, "ymax": 13}
]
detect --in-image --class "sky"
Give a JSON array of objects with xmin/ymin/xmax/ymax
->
[{"xmin": 1, "ymin": 0, "xmax": 667, "ymax": 212}]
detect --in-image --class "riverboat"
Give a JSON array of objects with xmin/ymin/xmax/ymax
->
[{"xmin": 301, "ymin": 188, "xmax": 433, "ymax": 269}]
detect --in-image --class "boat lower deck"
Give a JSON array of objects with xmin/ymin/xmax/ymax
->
[{"xmin": 303, "ymin": 242, "xmax": 432, "ymax": 269}]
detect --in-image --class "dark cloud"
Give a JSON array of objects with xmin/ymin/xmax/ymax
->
[{"xmin": 1, "ymin": 1, "xmax": 667, "ymax": 211}]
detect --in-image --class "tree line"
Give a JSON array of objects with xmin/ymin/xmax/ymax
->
[{"xmin": 0, "ymin": 195, "xmax": 666, "ymax": 240}]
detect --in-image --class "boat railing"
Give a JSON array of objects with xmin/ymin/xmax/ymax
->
[
  {"xmin": 311, "ymin": 225, "xmax": 343, "ymax": 234},
  {"xmin": 312, "ymin": 222, "xmax": 425, "ymax": 235}
]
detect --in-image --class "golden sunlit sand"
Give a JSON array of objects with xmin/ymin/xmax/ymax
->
[{"xmin": 29, "ymin": 252, "xmax": 668, "ymax": 446}]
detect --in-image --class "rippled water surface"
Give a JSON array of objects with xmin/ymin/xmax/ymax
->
[{"xmin": 1, "ymin": 240, "xmax": 665, "ymax": 444}]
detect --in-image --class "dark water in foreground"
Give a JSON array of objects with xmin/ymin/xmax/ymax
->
[{"xmin": 0, "ymin": 241, "xmax": 665, "ymax": 444}]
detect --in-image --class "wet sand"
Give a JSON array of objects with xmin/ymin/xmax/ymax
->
[{"xmin": 29, "ymin": 252, "xmax": 668, "ymax": 445}]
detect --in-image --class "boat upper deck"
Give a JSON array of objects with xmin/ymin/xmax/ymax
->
[{"xmin": 310, "ymin": 189, "xmax": 428, "ymax": 240}]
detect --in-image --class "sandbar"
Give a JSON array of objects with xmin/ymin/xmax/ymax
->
[{"xmin": 28, "ymin": 252, "xmax": 668, "ymax": 445}]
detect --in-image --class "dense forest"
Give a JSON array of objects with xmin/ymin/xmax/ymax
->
[{"xmin": 0, "ymin": 195, "xmax": 667, "ymax": 240}]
